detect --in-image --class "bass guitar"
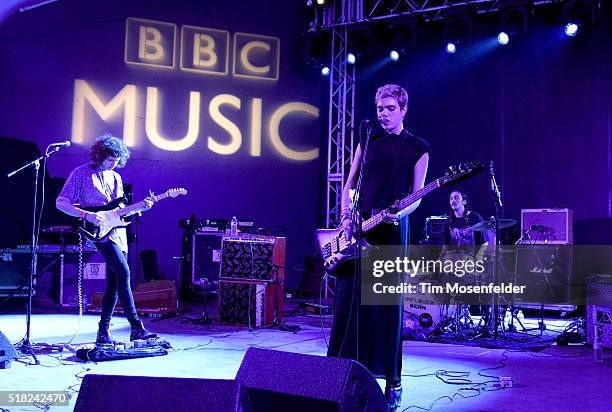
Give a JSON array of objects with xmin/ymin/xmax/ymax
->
[
  {"xmin": 78, "ymin": 188, "xmax": 187, "ymax": 241},
  {"xmin": 315, "ymin": 163, "xmax": 483, "ymax": 275}
]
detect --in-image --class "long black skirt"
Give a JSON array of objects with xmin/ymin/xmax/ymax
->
[{"xmin": 326, "ymin": 220, "xmax": 408, "ymax": 383}]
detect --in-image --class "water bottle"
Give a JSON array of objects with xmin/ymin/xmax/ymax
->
[
  {"xmin": 230, "ymin": 216, "xmax": 238, "ymax": 235},
  {"xmin": 517, "ymin": 310, "xmax": 525, "ymax": 324},
  {"xmin": 594, "ymin": 325, "xmax": 604, "ymax": 363},
  {"xmin": 504, "ymin": 309, "xmax": 511, "ymax": 328}
]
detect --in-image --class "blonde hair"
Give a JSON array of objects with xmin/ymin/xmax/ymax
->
[{"xmin": 375, "ymin": 84, "xmax": 408, "ymax": 110}]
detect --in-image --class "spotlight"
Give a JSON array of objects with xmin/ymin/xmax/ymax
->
[
  {"xmin": 565, "ymin": 22, "xmax": 579, "ymax": 37},
  {"xmin": 346, "ymin": 53, "xmax": 356, "ymax": 64},
  {"xmin": 389, "ymin": 50, "xmax": 400, "ymax": 61},
  {"xmin": 446, "ymin": 42, "xmax": 456, "ymax": 54},
  {"xmin": 497, "ymin": 32, "xmax": 509, "ymax": 45},
  {"xmin": 316, "ymin": 0, "xmax": 325, "ymax": 5},
  {"xmin": 321, "ymin": 66, "xmax": 330, "ymax": 76}
]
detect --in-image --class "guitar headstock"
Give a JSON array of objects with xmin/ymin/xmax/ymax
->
[
  {"xmin": 165, "ymin": 188, "xmax": 188, "ymax": 198},
  {"xmin": 441, "ymin": 162, "xmax": 484, "ymax": 186}
]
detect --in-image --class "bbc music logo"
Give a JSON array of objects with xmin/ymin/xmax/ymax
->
[{"xmin": 124, "ymin": 18, "xmax": 280, "ymax": 81}]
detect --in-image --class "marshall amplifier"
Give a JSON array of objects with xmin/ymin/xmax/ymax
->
[
  {"xmin": 220, "ymin": 235, "xmax": 285, "ymax": 282},
  {"xmin": 511, "ymin": 244, "xmax": 573, "ymax": 307},
  {"xmin": 521, "ymin": 208, "xmax": 573, "ymax": 244},
  {"xmin": 218, "ymin": 280, "xmax": 283, "ymax": 327}
]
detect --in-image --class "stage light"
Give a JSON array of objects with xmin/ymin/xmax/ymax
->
[
  {"xmin": 565, "ymin": 23, "xmax": 579, "ymax": 37},
  {"xmin": 346, "ymin": 53, "xmax": 356, "ymax": 64},
  {"xmin": 389, "ymin": 50, "xmax": 399, "ymax": 61},
  {"xmin": 316, "ymin": 0, "xmax": 325, "ymax": 5},
  {"xmin": 321, "ymin": 66, "xmax": 330, "ymax": 76},
  {"xmin": 497, "ymin": 32, "xmax": 509, "ymax": 45},
  {"xmin": 446, "ymin": 42, "xmax": 456, "ymax": 54}
]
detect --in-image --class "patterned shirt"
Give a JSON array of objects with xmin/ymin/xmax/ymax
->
[{"xmin": 58, "ymin": 163, "xmax": 128, "ymax": 252}]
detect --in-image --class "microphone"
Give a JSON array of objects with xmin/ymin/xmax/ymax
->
[
  {"xmin": 49, "ymin": 140, "xmax": 71, "ymax": 147},
  {"xmin": 361, "ymin": 118, "xmax": 379, "ymax": 125},
  {"xmin": 530, "ymin": 224, "xmax": 545, "ymax": 231}
]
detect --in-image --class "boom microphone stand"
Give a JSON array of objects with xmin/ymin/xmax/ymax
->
[
  {"xmin": 6, "ymin": 142, "xmax": 69, "ymax": 364},
  {"xmin": 339, "ymin": 120, "xmax": 373, "ymax": 360}
]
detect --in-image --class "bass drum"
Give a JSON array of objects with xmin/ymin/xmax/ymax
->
[{"xmin": 403, "ymin": 287, "xmax": 456, "ymax": 339}]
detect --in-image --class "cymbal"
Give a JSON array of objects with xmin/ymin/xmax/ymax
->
[{"xmin": 470, "ymin": 218, "xmax": 517, "ymax": 231}]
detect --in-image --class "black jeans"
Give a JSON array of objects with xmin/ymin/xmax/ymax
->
[{"xmin": 96, "ymin": 241, "xmax": 139, "ymax": 325}]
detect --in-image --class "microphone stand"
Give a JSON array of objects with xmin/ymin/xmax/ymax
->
[
  {"xmin": 344, "ymin": 120, "xmax": 373, "ymax": 360},
  {"xmin": 508, "ymin": 229, "xmax": 533, "ymax": 333},
  {"xmin": 6, "ymin": 145, "xmax": 66, "ymax": 364},
  {"xmin": 489, "ymin": 161, "xmax": 503, "ymax": 340}
]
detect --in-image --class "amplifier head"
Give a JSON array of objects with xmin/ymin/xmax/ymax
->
[{"xmin": 521, "ymin": 208, "xmax": 573, "ymax": 244}]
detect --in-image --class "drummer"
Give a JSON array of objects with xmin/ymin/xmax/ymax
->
[{"xmin": 440, "ymin": 189, "xmax": 490, "ymax": 262}]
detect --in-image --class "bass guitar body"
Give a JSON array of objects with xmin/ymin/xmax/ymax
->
[{"xmin": 315, "ymin": 227, "xmax": 369, "ymax": 276}]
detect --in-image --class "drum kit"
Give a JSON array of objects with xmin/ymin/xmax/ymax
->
[{"xmin": 404, "ymin": 217, "xmax": 524, "ymax": 340}]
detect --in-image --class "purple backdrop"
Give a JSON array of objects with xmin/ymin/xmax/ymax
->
[{"xmin": 0, "ymin": 0, "xmax": 325, "ymax": 289}]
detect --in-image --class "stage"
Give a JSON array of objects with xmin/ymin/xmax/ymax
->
[{"xmin": 0, "ymin": 301, "xmax": 609, "ymax": 411}]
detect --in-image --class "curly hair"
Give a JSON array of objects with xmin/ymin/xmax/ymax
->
[
  {"xmin": 90, "ymin": 133, "xmax": 130, "ymax": 168},
  {"xmin": 375, "ymin": 84, "xmax": 409, "ymax": 110}
]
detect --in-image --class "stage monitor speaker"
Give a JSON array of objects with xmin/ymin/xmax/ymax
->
[
  {"xmin": 236, "ymin": 347, "xmax": 388, "ymax": 412},
  {"xmin": 0, "ymin": 330, "xmax": 18, "ymax": 369},
  {"xmin": 586, "ymin": 274, "xmax": 612, "ymax": 349},
  {"xmin": 511, "ymin": 245, "xmax": 573, "ymax": 306},
  {"xmin": 74, "ymin": 374, "xmax": 250, "ymax": 412},
  {"xmin": 521, "ymin": 208, "xmax": 573, "ymax": 244}
]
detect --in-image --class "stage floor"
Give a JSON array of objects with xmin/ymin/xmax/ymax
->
[{"xmin": 0, "ymin": 302, "xmax": 609, "ymax": 412}]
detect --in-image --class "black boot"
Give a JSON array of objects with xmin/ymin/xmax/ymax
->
[
  {"xmin": 96, "ymin": 321, "xmax": 114, "ymax": 344},
  {"xmin": 384, "ymin": 382, "xmax": 402, "ymax": 410},
  {"xmin": 129, "ymin": 318, "xmax": 158, "ymax": 341}
]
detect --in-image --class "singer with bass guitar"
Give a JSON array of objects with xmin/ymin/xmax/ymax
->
[
  {"xmin": 56, "ymin": 133, "xmax": 158, "ymax": 344},
  {"xmin": 326, "ymin": 84, "xmax": 430, "ymax": 409}
]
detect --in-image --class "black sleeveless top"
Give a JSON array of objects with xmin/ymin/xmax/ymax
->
[
  {"xmin": 361, "ymin": 129, "xmax": 431, "ymax": 217},
  {"xmin": 360, "ymin": 129, "xmax": 431, "ymax": 245}
]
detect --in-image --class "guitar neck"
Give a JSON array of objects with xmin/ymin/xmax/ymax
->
[
  {"xmin": 117, "ymin": 193, "xmax": 169, "ymax": 217},
  {"xmin": 362, "ymin": 179, "xmax": 441, "ymax": 232}
]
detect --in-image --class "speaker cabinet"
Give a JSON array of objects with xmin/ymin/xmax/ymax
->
[
  {"xmin": 586, "ymin": 274, "xmax": 612, "ymax": 349},
  {"xmin": 190, "ymin": 232, "xmax": 224, "ymax": 288},
  {"xmin": 59, "ymin": 250, "xmax": 107, "ymax": 308},
  {"xmin": 512, "ymin": 245, "xmax": 573, "ymax": 306},
  {"xmin": 219, "ymin": 280, "xmax": 283, "ymax": 327},
  {"xmin": 0, "ymin": 257, "xmax": 28, "ymax": 297},
  {"xmin": 236, "ymin": 347, "xmax": 388, "ymax": 412},
  {"xmin": 74, "ymin": 375, "xmax": 250, "ymax": 412}
]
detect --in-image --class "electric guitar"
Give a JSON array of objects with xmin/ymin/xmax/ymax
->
[
  {"xmin": 315, "ymin": 163, "xmax": 483, "ymax": 275},
  {"xmin": 78, "ymin": 188, "xmax": 187, "ymax": 241}
]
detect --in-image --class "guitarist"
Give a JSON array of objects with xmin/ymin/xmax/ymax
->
[
  {"xmin": 56, "ymin": 134, "xmax": 157, "ymax": 344},
  {"xmin": 327, "ymin": 84, "xmax": 430, "ymax": 409}
]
